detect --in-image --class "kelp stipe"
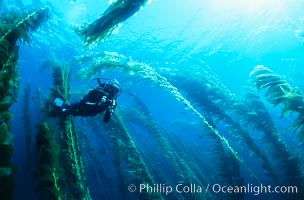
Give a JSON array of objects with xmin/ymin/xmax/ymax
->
[
  {"xmin": 46, "ymin": 63, "xmax": 92, "ymax": 200},
  {"xmin": 76, "ymin": 0, "xmax": 149, "ymax": 45},
  {"xmin": 245, "ymin": 89, "xmax": 304, "ymax": 199},
  {"xmin": 146, "ymin": 74, "xmax": 262, "ymax": 185},
  {"xmin": 0, "ymin": 7, "xmax": 49, "ymax": 200},
  {"xmin": 167, "ymin": 134, "xmax": 215, "ymax": 200},
  {"xmin": 76, "ymin": 126, "xmax": 116, "ymax": 200},
  {"xmin": 176, "ymin": 105, "xmax": 245, "ymax": 200},
  {"xmin": 211, "ymin": 138, "xmax": 244, "ymax": 200},
  {"xmin": 247, "ymin": 91, "xmax": 303, "ymax": 173},
  {"xmin": 124, "ymin": 91, "xmax": 186, "ymax": 180},
  {"xmin": 122, "ymin": 91, "xmax": 209, "ymax": 200},
  {"xmin": 35, "ymin": 122, "xmax": 61, "ymax": 200},
  {"xmin": 59, "ymin": 118, "xmax": 91, "ymax": 200},
  {"xmin": 180, "ymin": 70, "xmax": 303, "ymax": 197},
  {"xmin": 250, "ymin": 65, "xmax": 304, "ymax": 145},
  {"xmin": 103, "ymin": 109, "xmax": 164, "ymax": 200},
  {"xmin": 169, "ymin": 76, "xmax": 280, "ymax": 185}
]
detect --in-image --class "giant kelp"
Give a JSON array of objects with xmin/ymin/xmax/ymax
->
[
  {"xmin": 75, "ymin": 52, "xmax": 133, "ymax": 79},
  {"xmin": 76, "ymin": 125, "xmax": 116, "ymax": 200},
  {"xmin": 166, "ymin": 134, "xmax": 218, "ymax": 200},
  {"xmin": 103, "ymin": 109, "xmax": 163, "ymax": 200},
  {"xmin": 35, "ymin": 122, "xmax": 61, "ymax": 200},
  {"xmin": 0, "ymin": 7, "xmax": 50, "ymax": 45},
  {"xmin": 45, "ymin": 63, "xmax": 92, "ymax": 200},
  {"xmin": 249, "ymin": 66, "xmax": 304, "ymax": 198},
  {"xmin": 123, "ymin": 91, "xmax": 187, "ymax": 181},
  {"xmin": 59, "ymin": 118, "xmax": 91, "ymax": 200},
  {"xmin": 250, "ymin": 65, "xmax": 304, "ymax": 144},
  {"xmin": 0, "ymin": 7, "xmax": 49, "ymax": 200},
  {"xmin": 75, "ymin": 52, "xmax": 261, "ymax": 186},
  {"xmin": 169, "ymin": 75, "xmax": 280, "ymax": 184},
  {"xmin": 77, "ymin": 0, "xmax": 149, "ymax": 45},
  {"xmin": 122, "ymin": 91, "xmax": 209, "ymax": 200},
  {"xmin": 244, "ymin": 90, "xmax": 304, "ymax": 197},
  {"xmin": 182, "ymin": 69, "xmax": 302, "ymax": 185},
  {"xmin": 209, "ymin": 139, "xmax": 244, "ymax": 200},
  {"xmin": 163, "ymin": 76, "xmax": 248, "ymax": 199},
  {"xmin": 175, "ymin": 66, "xmax": 303, "ymax": 198}
]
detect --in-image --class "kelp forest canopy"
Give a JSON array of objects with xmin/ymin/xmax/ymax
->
[{"xmin": 0, "ymin": 0, "xmax": 303, "ymax": 200}]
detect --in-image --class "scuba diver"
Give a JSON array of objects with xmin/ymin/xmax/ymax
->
[{"xmin": 51, "ymin": 78, "xmax": 122, "ymax": 123}]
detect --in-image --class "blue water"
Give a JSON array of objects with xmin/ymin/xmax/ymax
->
[{"xmin": 2, "ymin": 0, "xmax": 304, "ymax": 200}]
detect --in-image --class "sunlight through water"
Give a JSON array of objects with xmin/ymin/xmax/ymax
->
[{"xmin": 208, "ymin": 0, "xmax": 285, "ymax": 17}]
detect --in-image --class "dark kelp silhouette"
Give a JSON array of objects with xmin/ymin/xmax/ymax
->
[
  {"xmin": 122, "ymin": 91, "xmax": 208, "ymax": 200},
  {"xmin": 0, "ymin": 7, "xmax": 49, "ymax": 200},
  {"xmin": 210, "ymin": 135, "xmax": 244, "ymax": 200},
  {"xmin": 77, "ymin": 0, "xmax": 149, "ymax": 45},
  {"xmin": 76, "ymin": 125, "xmax": 116, "ymax": 200},
  {"xmin": 102, "ymin": 109, "xmax": 163, "ymax": 200},
  {"xmin": 35, "ymin": 122, "xmax": 61, "ymax": 200},
  {"xmin": 22, "ymin": 82, "xmax": 32, "ymax": 172}
]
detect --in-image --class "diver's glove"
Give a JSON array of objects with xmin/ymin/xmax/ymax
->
[
  {"xmin": 101, "ymin": 96, "xmax": 107, "ymax": 103},
  {"xmin": 99, "ymin": 96, "xmax": 116, "ymax": 107}
]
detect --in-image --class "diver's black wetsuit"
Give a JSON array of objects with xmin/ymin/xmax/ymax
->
[
  {"xmin": 51, "ymin": 79, "xmax": 121, "ymax": 123},
  {"xmin": 58, "ymin": 88, "xmax": 116, "ymax": 123},
  {"xmin": 60, "ymin": 89, "xmax": 116, "ymax": 122}
]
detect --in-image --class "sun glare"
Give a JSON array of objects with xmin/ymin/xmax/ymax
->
[{"xmin": 210, "ymin": 0, "xmax": 283, "ymax": 17}]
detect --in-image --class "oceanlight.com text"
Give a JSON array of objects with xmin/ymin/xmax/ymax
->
[
  {"xmin": 128, "ymin": 183, "xmax": 299, "ymax": 196},
  {"xmin": 210, "ymin": 184, "xmax": 298, "ymax": 196}
]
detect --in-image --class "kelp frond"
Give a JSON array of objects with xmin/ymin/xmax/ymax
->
[
  {"xmin": 52, "ymin": 63, "xmax": 70, "ymax": 101},
  {"xmin": 290, "ymin": 113, "xmax": 304, "ymax": 142},
  {"xmin": 245, "ymin": 90, "xmax": 303, "ymax": 188},
  {"xmin": 0, "ymin": 40, "xmax": 9, "ymax": 63},
  {"xmin": 35, "ymin": 122, "xmax": 61, "ymax": 200},
  {"xmin": 76, "ymin": 0, "xmax": 149, "ymax": 45},
  {"xmin": 106, "ymin": 110, "xmax": 164, "ymax": 200},
  {"xmin": 0, "ymin": 7, "xmax": 50, "ymax": 45},
  {"xmin": 250, "ymin": 65, "xmax": 304, "ymax": 145},
  {"xmin": 251, "ymin": 67, "xmax": 291, "ymax": 107}
]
